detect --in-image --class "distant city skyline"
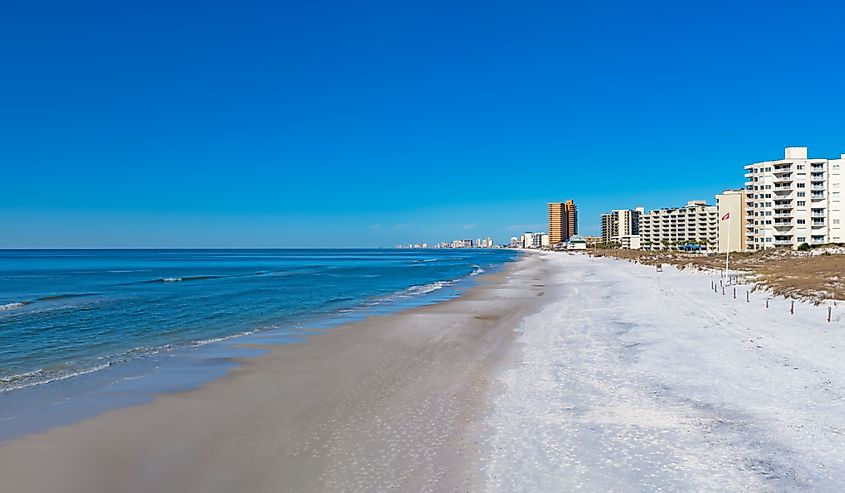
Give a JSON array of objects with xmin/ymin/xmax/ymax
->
[{"xmin": 2, "ymin": 1, "xmax": 844, "ymax": 248}]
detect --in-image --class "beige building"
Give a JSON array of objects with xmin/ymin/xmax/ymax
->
[
  {"xmin": 639, "ymin": 201, "xmax": 718, "ymax": 253},
  {"xmin": 745, "ymin": 147, "xmax": 845, "ymax": 249},
  {"xmin": 716, "ymin": 189, "xmax": 749, "ymax": 253},
  {"xmin": 548, "ymin": 200, "xmax": 578, "ymax": 245}
]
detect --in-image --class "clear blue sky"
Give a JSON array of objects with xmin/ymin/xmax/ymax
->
[{"xmin": 2, "ymin": 0, "xmax": 844, "ymax": 247}]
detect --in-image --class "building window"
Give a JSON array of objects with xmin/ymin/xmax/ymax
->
[
  {"xmin": 797, "ymin": 201, "xmax": 806, "ymax": 206},
  {"xmin": 797, "ymin": 237, "xmax": 806, "ymax": 242},
  {"xmin": 797, "ymin": 183, "xmax": 806, "ymax": 188},
  {"xmin": 797, "ymin": 192, "xmax": 805, "ymax": 197}
]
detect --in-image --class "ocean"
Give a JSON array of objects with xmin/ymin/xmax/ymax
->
[{"xmin": 0, "ymin": 248, "xmax": 517, "ymax": 438}]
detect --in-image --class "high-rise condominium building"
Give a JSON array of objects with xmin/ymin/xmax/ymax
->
[
  {"xmin": 744, "ymin": 147, "xmax": 844, "ymax": 249},
  {"xmin": 600, "ymin": 208, "xmax": 643, "ymax": 246},
  {"xmin": 716, "ymin": 189, "xmax": 748, "ymax": 253},
  {"xmin": 639, "ymin": 201, "xmax": 718, "ymax": 252},
  {"xmin": 548, "ymin": 200, "xmax": 578, "ymax": 245}
]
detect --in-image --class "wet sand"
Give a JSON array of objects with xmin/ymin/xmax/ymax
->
[{"xmin": 0, "ymin": 253, "xmax": 551, "ymax": 493}]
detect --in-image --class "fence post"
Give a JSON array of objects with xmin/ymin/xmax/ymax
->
[
  {"xmin": 766, "ymin": 299, "xmax": 769, "ymax": 309},
  {"xmin": 733, "ymin": 287, "xmax": 736, "ymax": 299},
  {"xmin": 790, "ymin": 300, "xmax": 794, "ymax": 315},
  {"xmin": 746, "ymin": 291, "xmax": 749, "ymax": 303},
  {"xmin": 722, "ymin": 286, "xmax": 725, "ymax": 296},
  {"xmin": 829, "ymin": 306, "xmax": 833, "ymax": 323}
]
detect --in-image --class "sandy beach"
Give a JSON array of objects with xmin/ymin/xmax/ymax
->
[
  {"xmin": 0, "ymin": 253, "xmax": 550, "ymax": 493},
  {"xmin": 2, "ymin": 252, "xmax": 845, "ymax": 492}
]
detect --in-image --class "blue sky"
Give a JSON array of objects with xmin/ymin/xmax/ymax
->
[{"xmin": 2, "ymin": 0, "xmax": 844, "ymax": 247}]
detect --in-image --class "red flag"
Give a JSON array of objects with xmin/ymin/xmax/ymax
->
[{"xmin": 721, "ymin": 212, "xmax": 731, "ymax": 221}]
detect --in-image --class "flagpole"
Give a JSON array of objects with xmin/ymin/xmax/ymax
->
[{"xmin": 723, "ymin": 214, "xmax": 730, "ymax": 280}]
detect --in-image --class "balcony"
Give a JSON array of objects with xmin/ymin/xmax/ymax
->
[{"xmin": 773, "ymin": 213, "xmax": 793, "ymax": 218}]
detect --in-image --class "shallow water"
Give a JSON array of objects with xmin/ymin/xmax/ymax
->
[{"xmin": 0, "ymin": 248, "xmax": 517, "ymax": 440}]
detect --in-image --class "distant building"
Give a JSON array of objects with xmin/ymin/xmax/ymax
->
[
  {"xmin": 582, "ymin": 235, "xmax": 602, "ymax": 247},
  {"xmin": 619, "ymin": 235, "xmax": 641, "ymax": 250},
  {"xmin": 548, "ymin": 200, "xmax": 578, "ymax": 244},
  {"xmin": 600, "ymin": 208, "xmax": 643, "ymax": 247},
  {"xmin": 744, "ymin": 146, "xmax": 845, "ymax": 249},
  {"xmin": 509, "ymin": 236, "xmax": 519, "ymax": 248},
  {"xmin": 716, "ymin": 189, "xmax": 748, "ymax": 253},
  {"xmin": 639, "ymin": 200, "xmax": 718, "ymax": 253},
  {"xmin": 520, "ymin": 232, "xmax": 540, "ymax": 248},
  {"xmin": 566, "ymin": 235, "xmax": 588, "ymax": 250},
  {"xmin": 540, "ymin": 234, "xmax": 550, "ymax": 248}
]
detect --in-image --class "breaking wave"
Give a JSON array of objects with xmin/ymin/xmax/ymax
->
[{"xmin": 0, "ymin": 302, "xmax": 28, "ymax": 311}]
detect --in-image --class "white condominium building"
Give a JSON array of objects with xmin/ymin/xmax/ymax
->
[
  {"xmin": 520, "ymin": 232, "xmax": 547, "ymax": 249},
  {"xmin": 639, "ymin": 201, "xmax": 718, "ymax": 253},
  {"xmin": 744, "ymin": 147, "xmax": 844, "ymax": 249},
  {"xmin": 600, "ymin": 208, "xmax": 643, "ymax": 246}
]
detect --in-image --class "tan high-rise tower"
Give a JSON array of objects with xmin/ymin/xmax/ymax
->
[{"xmin": 548, "ymin": 200, "xmax": 578, "ymax": 245}]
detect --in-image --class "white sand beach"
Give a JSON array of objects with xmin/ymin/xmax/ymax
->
[
  {"xmin": 485, "ymin": 253, "xmax": 845, "ymax": 491},
  {"xmin": 1, "ymin": 252, "xmax": 844, "ymax": 492}
]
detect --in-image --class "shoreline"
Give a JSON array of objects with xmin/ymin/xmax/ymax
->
[
  {"xmin": 0, "ymin": 252, "xmax": 548, "ymax": 492},
  {"xmin": 0, "ymin": 252, "xmax": 513, "ymax": 443},
  {"xmin": 3, "ymin": 251, "xmax": 844, "ymax": 490}
]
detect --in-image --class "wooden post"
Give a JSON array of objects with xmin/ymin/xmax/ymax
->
[
  {"xmin": 790, "ymin": 300, "xmax": 794, "ymax": 315},
  {"xmin": 829, "ymin": 306, "xmax": 833, "ymax": 323},
  {"xmin": 722, "ymin": 286, "xmax": 725, "ymax": 296},
  {"xmin": 766, "ymin": 299, "xmax": 769, "ymax": 309},
  {"xmin": 746, "ymin": 291, "xmax": 750, "ymax": 303},
  {"xmin": 733, "ymin": 287, "xmax": 736, "ymax": 299}
]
